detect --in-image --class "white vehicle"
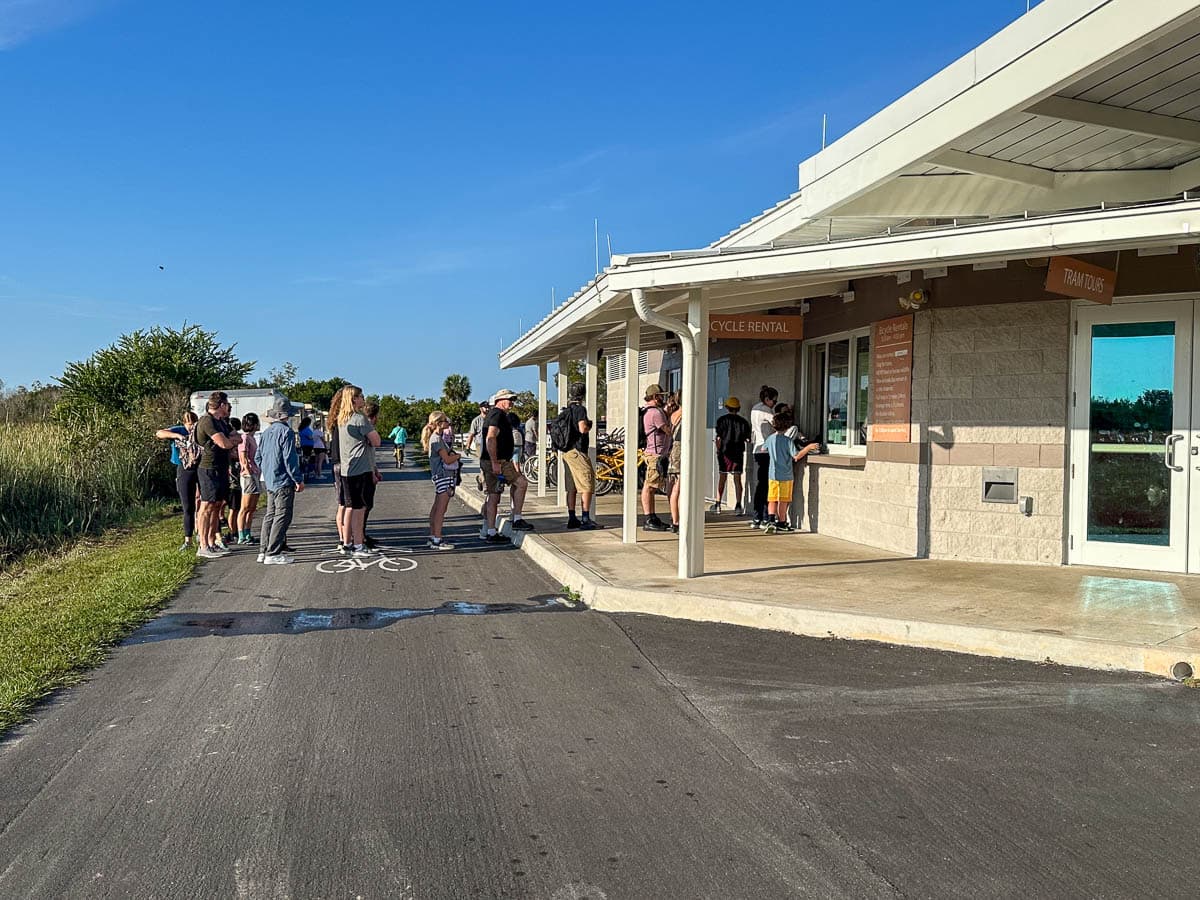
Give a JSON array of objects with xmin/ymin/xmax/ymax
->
[{"xmin": 189, "ymin": 389, "xmax": 294, "ymax": 423}]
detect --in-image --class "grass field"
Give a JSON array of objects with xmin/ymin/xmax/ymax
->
[{"xmin": 0, "ymin": 511, "xmax": 195, "ymax": 734}]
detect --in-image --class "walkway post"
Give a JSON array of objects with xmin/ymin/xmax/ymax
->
[
  {"xmin": 537, "ymin": 362, "xmax": 548, "ymax": 498},
  {"xmin": 556, "ymin": 352, "xmax": 568, "ymax": 510},
  {"xmin": 679, "ymin": 289, "xmax": 709, "ymax": 579},
  {"xmin": 585, "ymin": 335, "xmax": 599, "ymax": 471},
  {"xmin": 623, "ymin": 319, "xmax": 641, "ymax": 544}
]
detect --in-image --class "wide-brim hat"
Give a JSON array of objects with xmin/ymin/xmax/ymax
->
[
  {"xmin": 492, "ymin": 388, "xmax": 518, "ymax": 402},
  {"xmin": 724, "ymin": 396, "xmax": 741, "ymax": 410}
]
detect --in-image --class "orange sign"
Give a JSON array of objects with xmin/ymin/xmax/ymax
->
[
  {"xmin": 708, "ymin": 314, "xmax": 804, "ymax": 340},
  {"xmin": 870, "ymin": 314, "xmax": 914, "ymax": 443},
  {"xmin": 1044, "ymin": 256, "xmax": 1116, "ymax": 304}
]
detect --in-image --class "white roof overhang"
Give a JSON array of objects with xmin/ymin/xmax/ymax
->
[
  {"xmin": 500, "ymin": 198, "xmax": 1200, "ymax": 369},
  {"xmin": 715, "ymin": 0, "xmax": 1200, "ymax": 249}
]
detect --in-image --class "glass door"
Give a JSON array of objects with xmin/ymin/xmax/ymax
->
[{"xmin": 1070, "ymin": 301, "xmax": 1192, "ymax": 572}]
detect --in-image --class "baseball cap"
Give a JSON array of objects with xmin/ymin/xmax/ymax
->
[
  {"xmin": 644, "ymin": 383, "xmax": 665, "ymax": 400},
  {"xmin": 724, "ymin": 396, "xmax": 741, "ymax": 410}
]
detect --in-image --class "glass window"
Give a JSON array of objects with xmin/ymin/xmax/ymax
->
[{"xmin": 804, "ymin": 328, "xmax": 871, "ymax": 454}]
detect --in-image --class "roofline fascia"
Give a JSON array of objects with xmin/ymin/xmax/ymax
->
[
  {"xmin": 498, "ymin": 274, "xmax": 618, "ymax": 369},
  {"xmin": 609, "ymin": 200, "xmax": 1200, "ymax": 292}
]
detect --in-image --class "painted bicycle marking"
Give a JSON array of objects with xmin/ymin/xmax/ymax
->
[{"xmin": 315, "ymin": 555, "xmax": 418, "ymax": 575}]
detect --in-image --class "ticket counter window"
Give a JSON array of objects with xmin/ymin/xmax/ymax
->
[{"xmin": 804, "ymin": 329, "xmax": 870, "ymax": 454}]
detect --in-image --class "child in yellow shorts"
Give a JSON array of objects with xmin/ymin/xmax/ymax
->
[{"xmin": 763, "ymin": 408, "xmax": 820, "ymax": 534}]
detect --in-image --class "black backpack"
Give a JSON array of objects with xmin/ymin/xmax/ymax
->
[
  {"xmin": 549, "ymin": 407, "xmax": 574, "ymax": 452},
  {"xmin": 637, "ymin": 407, "xmax": 648, "ymax": 449}
]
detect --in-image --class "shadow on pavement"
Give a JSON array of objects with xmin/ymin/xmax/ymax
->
[{"xmin": 132, "ymin": 596, "xmax": 581, "ymax": 643}]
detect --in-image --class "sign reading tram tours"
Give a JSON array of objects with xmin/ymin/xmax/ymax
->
[
  {"xmin": 870, "ymin": 313, "xmax": 914, "ymax": 443},
  {"xmin": 1044, "ymin": 255, "xmax": 1116, "ymax": 304},
  {"xmin": 708, "ymin": 314, "xmax": 804, "ymax": 340}
]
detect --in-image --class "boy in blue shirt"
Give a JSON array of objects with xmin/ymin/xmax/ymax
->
[{"xmin": 763, "ymin": 409, "xmax": 820, "ymax": 534}]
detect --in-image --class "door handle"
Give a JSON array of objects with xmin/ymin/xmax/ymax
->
[{"xmin": 1165, "ymin": 433, "xmax": 1185, "ymax": 472}]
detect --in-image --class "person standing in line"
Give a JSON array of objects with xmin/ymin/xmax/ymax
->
[
  {"xmin": 465, "ymin": 401, "xmax": 490, "ymax": 455},
  {"xmin": 237, "ymin": 412, "xmax": 263, "ymax": 545},
  {"xmin": 311, "ymin": 424, "xmax": 327, "ymax": 479},
  {"xmin": 762, "ymin": 407, "xmax": 820, "ymax": 534},
  {"xmin": 711, "ymin": 397, "xmax": 751, "ymax": 516},
  {"xmin": 388, "ymin": 421, "xmax": 408, "ymax": 467},
  {"xmin": 328, "ymin": 387, "xmax": 352, "ymax": 554},
  {"xmin": 361, "ymin": 401, "xmax": 384, "ymax": 549},
  {"xmin": 195, "ymin": 391, "xmax": 241, "ymax": 559},
  {"xmin": 225, "ymin": 417, "xmax": 244, "ymax": 543},
  {"xmin": 422, "ymin": 410, "xmax": 459, "ymax": 550},
  {"xmin": 338, "ymin": 386, "xmax": 381, "ymax": 556},
  {"xmin": 298, "ymin": 417, "xmax": 316, "ymax": 480},
  {"xmin": 558, "ymin": 382, "xmax": 602, "ymax": 530},
  {"xmin": 255, "ymin": 403, "xmax": 305, "ymax": 564},
  {"xmin": 155, "ymin": 409, "xmax": 200, "ymax": 552},
  {"xmin": 666, "ymin": 391, "xmax": 684, "ymax": 534},
  {"xmin": 481, "ymin": 389, "xmax": 535, "ymax": 543},
  {"xmin": 640, "ymin": 384, "xmax": 671, "ymax": 532},
  {"xmin": 523, "ymin": 412, "xmax": 538, "ymax": 463},
  {"xmin": 749, "ymin": 385, "xmax": 779, "ymax": 530}
]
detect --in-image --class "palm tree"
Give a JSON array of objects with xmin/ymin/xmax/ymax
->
[{"xmin": 443, "ymin": 373, "xmax": 472, "ymax": 404}]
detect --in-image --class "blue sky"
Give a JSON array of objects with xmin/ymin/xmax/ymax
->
[{"xmin": 1, "ymin": 0, "xmax": 1031, "ymax": 401}]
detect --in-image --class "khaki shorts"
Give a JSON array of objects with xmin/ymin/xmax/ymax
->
[
  {"xmin": 481, "ymin": 458, "xmax": 523, "ymax": 494},
  {"xmin": 643, "ymin": 454, "xmax": 664, "ymax": 490},
  {"xmin": 562, "ymin": 448, "xmax": 596, "ymax": 493}
]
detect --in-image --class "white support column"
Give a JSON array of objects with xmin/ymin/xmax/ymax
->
[
  {"xmin": 622, "ymin": 320, "xmax": 641, "ymax": 544},
  {"xmin": 556, "ymin": 352, "xmax": 568, "ymax": 510},
  {"xmin": 679, "ymin": 289, "xmax": 709, "ymax": 579},
  {"xmin": 585, "ymin": 335, "xmax": 599, "ymax": 471},
  {"xmin": 537, "ymin": 362, "xmax": 548, "ymax": 498}
]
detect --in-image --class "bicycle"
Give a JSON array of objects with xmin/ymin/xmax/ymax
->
[
  {"xmin": 521, "ymin": 450, "xmax": 557, "ymax": 488},
  {"xmin": 593, "ymin": 445, "xmax": 647, "ymax": 496},
  {"xmin": 316, "ymin": 554, "xmax": 417, "ymax": 575}
]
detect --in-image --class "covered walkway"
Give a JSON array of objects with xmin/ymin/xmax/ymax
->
[{"xmin": 459, "ymin": 466, "xmax": 1200, "ymax": 679}]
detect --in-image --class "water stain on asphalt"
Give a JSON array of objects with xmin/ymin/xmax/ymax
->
[{"xmin": 134, "ymin": 597, "xmax": 580, "ymax": 642}]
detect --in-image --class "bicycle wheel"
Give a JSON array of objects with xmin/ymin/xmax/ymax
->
[{"xmin": 522, "ymin": 455, "xmax": 539, "ymax": 482}]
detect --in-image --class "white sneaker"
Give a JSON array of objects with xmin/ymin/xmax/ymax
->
[
  {"xmin": 352, "ymin": 546, "xmax": 377, "ymax": 558},
  {"xmin": 263, "ymin": 554, "xmax": 295, "ymax": 565},
  {"xmin": 427, "ymin": 538, "xmax": 454, "ymax": 551},
  {"xmin": 256, "ymin": 552, "xmax": 266, "ymax": 563}
]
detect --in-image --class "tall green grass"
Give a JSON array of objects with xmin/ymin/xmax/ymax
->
[{"xmin": 0, "ymin": 393, "xmax": 182, "ymax": 564}]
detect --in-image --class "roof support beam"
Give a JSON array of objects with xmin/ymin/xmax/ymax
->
[
  {"xmin": 832, "ymin": 170, "xmax": 1174, "ymax": 218},
  {"xmin": 1170, "ymin": 155, "xmax": 1200, "ymax": 194},
  {"xmin": 928, "ymin": 148, "xmax": 1056, "ymax": 188},
  {"xmin": 1027, "ymin": 95, "xmax": 1200, "ymax": 145}
]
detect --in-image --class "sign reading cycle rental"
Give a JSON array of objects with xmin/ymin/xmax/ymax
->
[
  {"xmin": 870, "ymin": 314, "xmax": 914, "ymax": 443},
  {"xmin": 708, "ymin": 314, "xmax": 804, "ymax": 340},
  {"xmin": 1044, "ymin": 256, "xmax": 1116, "ymax": 304}
]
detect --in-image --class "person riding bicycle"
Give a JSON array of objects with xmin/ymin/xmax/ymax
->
[{"xmin": 388, "ymin": 423, "xmax": 408, "ymax": 467}]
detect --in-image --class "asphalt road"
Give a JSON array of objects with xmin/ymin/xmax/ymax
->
[{"xmin": 2, "ymin": 461, "xmax": 1199, "ymax": 898}]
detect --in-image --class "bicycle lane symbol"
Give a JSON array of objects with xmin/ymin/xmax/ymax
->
[{"xmin": 316, "ymin": 553, "xmax": 418, "ymax": 575}]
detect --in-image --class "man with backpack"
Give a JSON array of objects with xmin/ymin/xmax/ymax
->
[
  {"xmin": 550, "ymin": 382, "xmax": 602, "ymax": 530},
  {"xmin": 640, "ymin": 384, "xmax": 671, "ymax": 532},
  {"xmin": 711, "ymin": 396, "xmax": 752, "ymax": 516},
  {"xmin": 194, "ymin": 391, "xmax": 242, "ymax": 559}
]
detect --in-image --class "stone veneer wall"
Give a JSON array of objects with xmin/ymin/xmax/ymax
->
[{"xmin": 921, "ymin": 298, "xmax": 1070, "ymax": 564}]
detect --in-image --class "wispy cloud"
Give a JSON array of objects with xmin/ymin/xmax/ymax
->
[
  {"xmin": 711, "ymin": 104, "xmax": 825, "ymax": 155},
  {"xmin": 0, "ymin": 0, "xmax": 112, "ymax": 50},
  {"xmin": 292, "ymin": 248, "xmax": 483, "ymax": 289},
  {"xmin": 2, "ymin": 290, "xmax": 166, "ymax": 321}
]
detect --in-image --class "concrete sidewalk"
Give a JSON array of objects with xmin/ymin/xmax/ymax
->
[{"xmin": 457, "ymin": 458, "xmax": 1200, "ymax": 679}]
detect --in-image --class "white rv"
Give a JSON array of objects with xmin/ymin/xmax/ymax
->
[{"xmin": 189, "ymin": 389, "xmax": 295, "ymax": 423}]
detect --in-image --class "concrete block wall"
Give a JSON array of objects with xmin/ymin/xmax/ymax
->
[
  {"xmin": 922, "ymin": 299, "xmax": 1070, "ymax": 564},
  {"xmin": 728, "ymin": 342, "xmax": 798, "ymax": 412},
  {"xmin": 802, "ymin": 461, "xmax": 920, "ymax": 555}
]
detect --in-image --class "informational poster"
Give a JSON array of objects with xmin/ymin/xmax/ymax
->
[
  {"xmin": 869, "ymin": 313, "xmax": 914, "ymax": 443},
  {"xmin": 708, "ymin": 314, "xmax": 804, "ymax": 340}
]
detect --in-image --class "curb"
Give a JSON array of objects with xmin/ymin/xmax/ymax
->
[{"xmin": 454, "ymin": 484, "xmax": 1197, "ymax": 680}]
